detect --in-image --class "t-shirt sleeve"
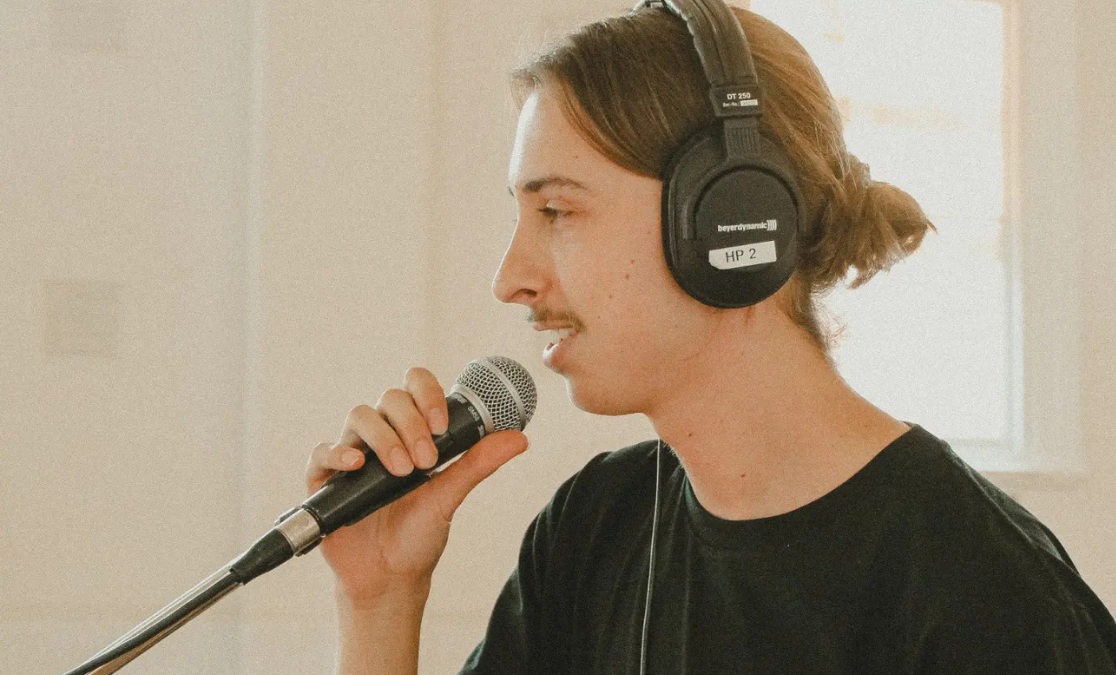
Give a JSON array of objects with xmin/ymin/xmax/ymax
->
[
  {"xmin": 988, "ymin": 602, "xmax": 1116, "ymax": 675},
  {"xmin": 916, "ymin": 598, "xmax": 1116, "ymax": 675}
]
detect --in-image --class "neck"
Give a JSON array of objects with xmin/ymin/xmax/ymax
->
[{"xmin": 646, "ymin": 306, "xmax": 909, "ymax": 521}]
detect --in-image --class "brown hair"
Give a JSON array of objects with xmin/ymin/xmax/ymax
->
[{"xmin": 510, "ymin": 6, "xmax": 935, "ymax": 360}]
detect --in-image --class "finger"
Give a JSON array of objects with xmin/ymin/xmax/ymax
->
[
  {"xmin": 305, "ymin": 441, "xmax": 366, "ymax": 494},
  {"xmin": 403, "ymin": 367, "xmax": 449, "ymax": 436},
  {"xmin": 424, "ymin": 430, "xmax": 529, "ymax": 523},
  {"xmin": 338, "ymin": 403, "xmax": 412, "ymax": 476},
  {"xmin": 377, "ymin": 388, "xmax": 440, "ymax": 471}
]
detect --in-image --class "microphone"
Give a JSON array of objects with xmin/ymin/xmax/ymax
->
[{"xmin": 228, "ymin": 355, "xmax": 537, "ymax": 584}]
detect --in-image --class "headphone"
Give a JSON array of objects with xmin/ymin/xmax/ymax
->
[
  {"xmin": 636, "ymin": 0, "xmax": 804, "ymax": 309},
  {"xmin": 628, "ymin": 2, "xmax": 800, "ymax": 672}
]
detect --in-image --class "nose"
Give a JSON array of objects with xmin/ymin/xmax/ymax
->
[{"xmin": 492, "ymin": 220, "xmax": 546, "ymax": 306}]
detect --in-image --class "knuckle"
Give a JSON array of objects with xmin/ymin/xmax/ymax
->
[
  {"xmin": 306, "ymin": 442, "xmax": 331, "ymax": 471},
  {"xmin": 406, "ymin": 367, "xmax": 443, "ymax": 399},
  {"xmin": 309, "ymin": 441, "xmax": 330, "ymax": 460},
  {"xmin": 347, "ymin": 403, "xmax": 374, "ymax": 421},
  {"xmin": 403, "ymin": 366, "xmax": 431, "ymax": 382},
  {"xmin": 375, "ymin": 387, "xmax": 410, "ymax": 409}
]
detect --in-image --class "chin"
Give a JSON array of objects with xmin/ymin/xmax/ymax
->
[{"xmin": 565, "ymin": 376, "xmax": 642, "ymax": 417}]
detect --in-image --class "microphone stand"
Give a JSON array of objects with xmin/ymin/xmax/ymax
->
[
  {"xmin": 77, "ymin": 567, "xmax": 241, "ymax": 674},
  {"xmin": 66, "ymin": 443, "xmax": 443, "ymax": 675},
  {"xmin": 63, "ymin": 508, "xmax": 325, "ymax": 675},
  {"xmin": 65, "ymin": 425, "xmax": 443, "ymax": 675}
]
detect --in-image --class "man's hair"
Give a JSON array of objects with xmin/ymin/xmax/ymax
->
[{"xmin": 510, "ymin": 6, "xmax": 935, "ymax": 360}]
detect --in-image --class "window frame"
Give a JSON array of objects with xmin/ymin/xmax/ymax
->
[{"xmin": 978, "ymin": 0, "xmax": 1085, "ymax": 490}]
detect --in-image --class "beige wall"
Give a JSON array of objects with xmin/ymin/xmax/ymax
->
[
  {"xmin": 0, "ymin": 0, "xmax": 252, "ymax": 671},
  {"xmin": 237, "ymin": 1, "xmax": 437, "ymax": 672},
  {"xmin": 0, "ymin": 1, "xmax": 1111, "ymax": 673},
  {"xmin": 1018, "ymin": 0, "xmax": 1116, "ymax": 609}
]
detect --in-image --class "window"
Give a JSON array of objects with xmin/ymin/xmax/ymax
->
[{"xmin": 750, "ymin": 0, "xmax": 1074, "ymax": 475}]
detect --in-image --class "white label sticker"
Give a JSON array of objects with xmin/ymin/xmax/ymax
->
[{"xmin": 708, "ymin": 241, "xmax": 777, "ymax": 270}]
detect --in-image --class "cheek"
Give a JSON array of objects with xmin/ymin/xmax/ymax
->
[
  {"xmin": 628, "ymin": 248, "xmax": 720, "ymax": 352},
  {"xmin": 559, "ymin": 221, "xmax": 685, "ymax": 311},
  {"xmin": 602, "ymin": 250, "xmax": 705, "ymax": 339},
  {"xmin": 554, "ymin": 212, "xmax": 706, "ymax": 334}
]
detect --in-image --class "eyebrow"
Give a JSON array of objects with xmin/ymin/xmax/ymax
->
[{"xmin": 507, "ymin": 175, "xmax": 591, "ymax": 197}]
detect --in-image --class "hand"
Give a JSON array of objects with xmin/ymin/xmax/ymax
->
[{"xmin": 305, "ymin": 367, "xmax": 529, "ymax": 605}]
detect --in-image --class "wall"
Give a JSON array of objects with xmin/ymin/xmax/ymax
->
[
  {"xmin": 0, "ymin": 0, "xmax": 437, "ymax": 672},
  {"xmin": 1016, "ymin": 0, "xmax": 1116, "ymax": 608},
  {"xmin": 238, "ymin": 0, "xmax": 436, "ymax": 671},
  {"xmin": 0, "ymin": 1, "xmax": 252, "ymax": 672}
]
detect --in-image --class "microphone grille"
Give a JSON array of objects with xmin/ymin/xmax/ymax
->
[{"xmin": 455, "ymin": 356, "xmax": 537, "ymax": 431}]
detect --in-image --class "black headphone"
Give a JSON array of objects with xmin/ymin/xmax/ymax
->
[
  {"xmin": 628, "ymin": 3, "xmax": 804, "ymax": 671},
  {"xmin": 635, "ymin": 0, "xmax": 804, "ymax": 309}
]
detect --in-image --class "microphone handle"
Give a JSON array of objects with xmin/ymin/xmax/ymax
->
[
  {"xmin": 303, "ymin": 390, "xmax": 488, "ymax": 536},
  {"xmin": 226, "ymin": 390, "xmax": 492, "ymax": 584}
]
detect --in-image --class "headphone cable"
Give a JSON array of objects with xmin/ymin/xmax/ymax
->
[{"xmin": 639, "ymin": 439, "xmax": 663, "ymax": 675}]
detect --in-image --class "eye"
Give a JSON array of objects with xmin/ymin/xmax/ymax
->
[{"xmin": 538, "ymin": 206, "xmax": 568, "ymax": 221}]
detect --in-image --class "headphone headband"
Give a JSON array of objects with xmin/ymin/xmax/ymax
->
[{"xmin": 634, "ymin": 0, "xmax": 762, "ymax": 118}]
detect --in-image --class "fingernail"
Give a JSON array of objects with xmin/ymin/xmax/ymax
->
[
  {"xmin": 390, "ymin": 446, "xmax": 412, "ymax": 474},
  {"xmin": 417, "ymin": 439, "xmax": 438, "ymax": 469},
  {"xmin": 342, "ymin": 450, "xmax": 363, "ymax": 467},
  {"xmin": 428, "ymin": 409, "xmax": 447, "ymax": 435}
]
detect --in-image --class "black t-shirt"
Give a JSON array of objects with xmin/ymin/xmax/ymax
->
[{"xmin": 457, "ymin": 423, "xmax": 1116, "ymax": 674}]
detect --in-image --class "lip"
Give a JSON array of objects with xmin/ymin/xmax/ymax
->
[
  {"xmin": 542, "ymin": 330, "xmax": 578, "ymax": 370},
  {"xmin": 533, "ymin": 323, "xmax": 576, "ymax": 332}
]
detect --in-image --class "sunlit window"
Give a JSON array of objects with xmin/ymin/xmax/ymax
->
[{"xmin": 750, "ymin": 0, "xmax": 1016, "ymax": 468}]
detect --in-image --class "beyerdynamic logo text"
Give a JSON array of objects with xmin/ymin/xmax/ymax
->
[{"xmin": 718, "ymin": 219, "xmax": 777, "ymax": 233}]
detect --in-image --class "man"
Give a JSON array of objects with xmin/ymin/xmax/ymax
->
[{"xmin": 307, "ymin": 3, "xmax": 1116, "ymax": 673}]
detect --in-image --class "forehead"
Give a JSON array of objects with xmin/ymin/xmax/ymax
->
[{"xmin": 507, "ymin": 88, "xmax": 617, "ymax": 195}]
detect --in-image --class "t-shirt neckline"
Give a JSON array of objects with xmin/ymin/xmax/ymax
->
[{"xmin": 679, "ymin": 422, "xmax": 931, "ymax": 552}]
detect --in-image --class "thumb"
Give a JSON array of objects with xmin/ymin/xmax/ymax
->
[{"xmin": 426, "ymin": 429, "xmax": 529, "ymax": 521}]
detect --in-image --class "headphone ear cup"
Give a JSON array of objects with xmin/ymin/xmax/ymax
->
[{"xmin": 661, "ymin": 124, "xmax": 802, "ymax": 308}]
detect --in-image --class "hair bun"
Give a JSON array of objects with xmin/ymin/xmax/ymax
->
[{"xmin": 847, "ymin": 154, "xmax": 873, "ymax": 189}]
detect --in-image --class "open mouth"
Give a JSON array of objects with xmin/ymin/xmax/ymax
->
[
  {"xmin": 545, "ymin": 326, "xmax": 577, "ymax": 348},
  {"xmin": 542, "ymin": 327, "xmax": 579, "ymax": 368}
]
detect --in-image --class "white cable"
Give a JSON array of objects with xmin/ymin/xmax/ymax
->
[{"xmin": 639, "ymin": 439, "xmax": 663, "ymax": 675}]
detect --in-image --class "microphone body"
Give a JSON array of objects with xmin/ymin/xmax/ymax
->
[{"xmin": 304, "ymin": 388, "xmax": 488, "ymax": 536}]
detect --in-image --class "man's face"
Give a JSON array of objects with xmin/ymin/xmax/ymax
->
[{"xmin": 494, "ymin": 87, "xmax": 722, "ymax": 416}]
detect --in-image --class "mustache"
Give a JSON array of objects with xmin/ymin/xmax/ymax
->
[{"xmin": 527, "ymin": 307, "xmax": 584, "ymax": 332}]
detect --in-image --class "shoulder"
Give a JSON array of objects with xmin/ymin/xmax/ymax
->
[
  {"xmin": 883, "ymin": 426, "xmax": 1116, "ymax": 665},
  {"xmin": 893, "ymin": 426, "xmax": 1078, "ymax": 578}
]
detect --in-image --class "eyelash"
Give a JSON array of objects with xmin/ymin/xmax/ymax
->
[
  {"xmin": 509, "ymin": 205, "xmax": 571, "ymax": 226},
  {"xmin": 538, "ymin": 207, "xmax": 567, "ymax": 221}
]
